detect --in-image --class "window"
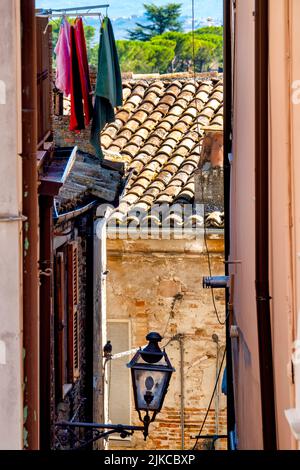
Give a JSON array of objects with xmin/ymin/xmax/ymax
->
[
  {"xmin": 36, "ymin": 16, "xmax": 51, "ymax": 147},
  {"xmin": 54, "ymin": 241, "xmax": 80, "ymax": 401},
  {"xmin": 107, "ymin": 321, "xmax": 131, "ymax": 429},
  {"xmin": 55, "ymin": 251, "xmax": 67, "ymax": 398},
  {"xmin": 67, "ymin": 241, "xmax": 80, "ymax": 383}
]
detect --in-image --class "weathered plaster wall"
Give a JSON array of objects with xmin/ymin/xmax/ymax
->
[
  {"xmin": 106, "ymin": 237, "xmax": 227, "ymax": 450},
  {"xmin": 0, "ymin": 0, "xmax": 23, "ymax": 450},
  {"xmin": 229, "ymin": 0, "xmax": 263, "ymax": 450}
]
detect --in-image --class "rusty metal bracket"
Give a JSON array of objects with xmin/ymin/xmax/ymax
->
[
  {"xmin": 0, "ymin": 214, "xmax": 28, "ymax": 223},
  {"xmin": 55, "ymin": 421, "xmax": 145, "ymax": 450},
  {"xmin": 39, "ymin": 268, "xmax": 52, "ymax": 278}
]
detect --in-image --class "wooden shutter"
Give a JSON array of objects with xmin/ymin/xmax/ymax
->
[
  {"xmin": 55, "ymin": 252, "xmax": 67, "ymax": 397},
  {"xmin": 67, "ymin": 241, "xmax": 80, "ymax": 382},
  {"xmin": 36, "ymin": 16, "xmax": 52, "ymax": 147}
]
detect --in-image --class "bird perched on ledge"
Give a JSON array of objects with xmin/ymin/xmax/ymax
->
[{"xmin": 103, "ymin": 340, "xmax": 112, "ymax": 358}]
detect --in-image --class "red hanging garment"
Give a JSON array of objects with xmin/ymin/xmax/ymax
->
[
  {"xmin": 74, "ymin": 17, "xmax": 93, "ymax": 126},
  {"xmin": 69, "ymin": 25, "xmax": 85, "ymax": 131},
  {"xmin": 54, "ymin": 18, "xmax": 71, "ymax": 96}
]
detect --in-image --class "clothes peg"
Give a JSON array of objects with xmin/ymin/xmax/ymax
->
[{"xmin": 43, "ymin": 17, "xmax": 50, "ymax": 35}]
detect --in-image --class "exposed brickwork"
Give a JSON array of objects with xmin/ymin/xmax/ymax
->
[
  {"xmin": 107, "ymin": 237, "xmax": 227, "ymax": 450},
  {"xmin": 52, "ymin": 67, "xmax": 97, "ymax": 154},
  {"xmin": 53, "ymin": 116, "xmax": 95, "ymax": 154}
]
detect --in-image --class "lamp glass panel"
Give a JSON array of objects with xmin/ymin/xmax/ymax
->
[{"xmin": 133, "ymin": 369, "xmax": 169, "ymax": 411}]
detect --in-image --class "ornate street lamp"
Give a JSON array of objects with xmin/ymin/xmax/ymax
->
[
  {"xmin": 56, "ymin": 332, "xmax": 174, "ymax": 449},
  {"xmin": 127, "ymin": 332, "xmax": 175, "ymax": 440}
]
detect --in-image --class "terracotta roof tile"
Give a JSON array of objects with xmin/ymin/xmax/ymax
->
[
  {"xmin": 146, "ymin": 135, "xmax": 162, "ymax": 147},
  {"xmin": 141, "ymin": 119, "xmax": 158, "ymax": 131},
  {"xmin": 101, "ymin": 134, "xmax": 114, "ymax": 148},
  {"xmin": 138, "ymin": 169, "xmax": 156, "ymax": 181},
  {"xmin": 102, "ymin": 124, "xmax": 118, "ymax": 139},
  {"xmin": 163, "ymin": 163, "xmax": 180, "ymax": 174},
  {"xmin": 117, "ymin": 128, "xmax": 133, "ymax": 140},
  {"xmin": 168, "ymin": 154, "xmax": 185, "ymax": 166},
  {"xmin": 132, "ymin": 110, "xmax": 148, "ymax": 124},
  {"xmin": 171, "ymin": 171, "xmax": 190, "ymax": 186},
  {"xmin": 102, "ymin": 77, "xmax": 223, "ymax": 228},
  {"xmin": 122, "ymin": 143, "xmax": 140, "ymax": 158},
  {"xmin": 160, "ymin": 94, "xmax": 177, "ymax": 106}
]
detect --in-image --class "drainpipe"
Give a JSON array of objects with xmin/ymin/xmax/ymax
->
[
  {"xmin": 223, "ymin": 0, "xmax": 236, "ymax": 449},
  {"xmin": 168, "ymin": 334, "xmax": 185, "ymax": 449},
  {"xmin": 254, "ymin": 0, "xmax": 277, "ymax": 450},
  {"xmin": 93, "ymin": 206, "xmax": 113, "ymax": 450},
  {"xmin": 179, "ymin": 335, "xmax": 185, "ymax": 450},
  {"xmin": 21, "ymin": 0, "xmax": 39, "ymax": 449},
  {"xmin": 212, "ymin": 334, "xmax": 220, "ymax": 446}
]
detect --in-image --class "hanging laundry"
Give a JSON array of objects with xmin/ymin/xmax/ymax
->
[
  {"xmin": 90, "ymin": 17, "xmax": 122, "ymax": 161},
  {"xmin": 69, "ymin": 24, "xmax": 85, "ymax": 131},
  {"xmin": 54, "ymin": 18, "xmax": 71, "ymax": 96},
  {"xmin": 73, "ymin": 17, "xmax": 93, "ymax": 127},
  {"xmin": 69, "ymin": 18, "xmax": 93, "ymax": 131}
]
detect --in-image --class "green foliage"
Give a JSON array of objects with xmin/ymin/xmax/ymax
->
[
  {"xmin": 196, "ymin": 26, "xmax": 223, "ymax": 36},
  {"xmin": 51, "ymin": 15, "xmax": 223, "ymax": 76},
  {"xmin": 128, "ymin": 3, "xmax": 182, "ymax": 41},
  {"xmin": 115, "ymin": 38, "xmax": 176, "ymax": 74},
  {"xmin": 108, "ymin": 26, "xmax": 223, "ymax": 74}
]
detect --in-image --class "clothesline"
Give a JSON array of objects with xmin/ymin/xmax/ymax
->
[
  {"xmin": 37, "ymin": 4, "xmax": 110, "ymax": 18},
  {"xmin": 49, "ymin": 13, "xmax": 108, "ymax": 18},
  {"xmin": 53, "ymin": 13, "xmax": 122, "ymax": 162}
]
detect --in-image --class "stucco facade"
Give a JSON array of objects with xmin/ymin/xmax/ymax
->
[
  {"xmin": 0, "ymin": 0, "xmax": 23, "ymax": 450},
  {"xmin": 106, "ymin": 236, "xmax": 226, "ymax": 450},
  {"xmin": 229, "ymin": 0, "xmax": 300, "ymax": 450}
]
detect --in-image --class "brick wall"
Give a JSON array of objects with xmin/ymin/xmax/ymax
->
[
  {"xmin": 53, "ymin": 116, "xmax": 95, "ymax": 154},
  {"xmin": 106, "ymin": 237, "xmax": 227, "ymax": 451},
  {"xmin": 52, "ymin": 67, "xmax": 97, "ymax": 154}
]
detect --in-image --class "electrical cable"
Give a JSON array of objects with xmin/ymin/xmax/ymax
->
[
  {"xmin": 192, "ymin": 347, "xmax": 226, "ymax": 450},
  {"xmin": 191, "ymin": 0, "xmax": 228, "ymax": 326},
  {"xmin": 162, "ymin": 293, "xmax": 183, "ymax": 338},
  {"xmin": 190, "ymin": 0, "xmax": 227, "ymax": 449},
  {"xmin": 106, "ymin": 358, "xmax": 112, "ymax": 423}
]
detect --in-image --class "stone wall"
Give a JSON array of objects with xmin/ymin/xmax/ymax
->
[
  {"xmin": 53, "ymin": 116, "xmax": 95, "ymax": 155},
  {"xmin": 52, "ymin": 67, "xmax": 97, "ymax": 154},
  {"xmin": 106, "ymin": 236, "xmax": 227, "ymax": 450}
]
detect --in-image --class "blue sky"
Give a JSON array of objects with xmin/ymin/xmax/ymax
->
[{"xmin": 36, "ymin": 0, "xmax": 223, "ymax": 20}]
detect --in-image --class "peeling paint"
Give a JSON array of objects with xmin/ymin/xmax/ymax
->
[
  {"xmin": 0, "ymin": 80, "xmax": 6, "ymax": 104},
  {"xmin": 23, "ymin": 348, "xmax": 26, "ymax": 360},
  {"xmin": 107, "ymin": 239, "xmax": 227, "ymax": 450},
  {"xmin": 34, "ymin": 410, "xmax": 37, "ymax": 422},
  {"xmin": 24, "ymin": 237, "xmax": 29, "ymax": 251},
  {"xmin": 23, "ymin": 405, "xmax": 28, "ymax": 423},
  {"xmin": 0, "ymin": 340, "xmax": 6, "ymax": 365},
  {"xmin": 23, "ymin": 427, "xmax": 29, "ymax": 448},
  {"xmin": 24, "ymin": 191, "xmax": 28, "ymax": 198}
]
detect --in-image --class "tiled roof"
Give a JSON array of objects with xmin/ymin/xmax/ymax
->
[
  {"xmin": 101, "ymin": 76, "xmax": 223, "ymax": 229},
  {"xmin": 54, "ymin": 151, "xmax": 122, "ymax": 214}
]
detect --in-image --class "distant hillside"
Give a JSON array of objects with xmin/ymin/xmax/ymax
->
[
  {"xmin": 92, "ymin": 14, "xmax": 223, "ymax": 40},
  {"xmin": 36, "ymin": 0, "xmax": 223, "ymax": 39}
]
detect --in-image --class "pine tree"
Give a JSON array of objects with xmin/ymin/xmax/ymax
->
[{"xmin": 128, "ymin": 3, "xmax": 182, "ymax": 41}]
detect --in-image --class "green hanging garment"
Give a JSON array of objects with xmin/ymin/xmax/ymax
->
[{"xmin": 90, "ymin": 17, "xmax": 122, "ymax": 160}]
